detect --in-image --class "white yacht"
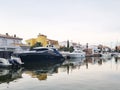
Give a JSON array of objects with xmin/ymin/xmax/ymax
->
[
  {"xmin": 68, "ymin": 48, "xmax": 85, "ymax": 58},
  {"xmin": 114, "ymin": 53, "xmax": 120, "ymax": 58},
  {"xmin": 0, "ymin": 58, "xmax": 12, "ymax": 67},
  {"xmin": 101, "ymin": 52, "xmax": 112, "ymax": 58},
  {"xmin": 0, "ymin": 57, "xmax": 23, "ymax": 67}
]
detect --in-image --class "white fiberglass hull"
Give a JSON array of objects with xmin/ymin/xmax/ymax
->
[
  {"xmin": 69, "ymin": 53, "xmax": 85, "ymax": 58},
  {"xmin": 0, "ymin": 58, "xmax": 12, "ymax": 67}
]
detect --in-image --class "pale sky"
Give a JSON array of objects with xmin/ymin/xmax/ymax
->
[{"xmin": 0, "ymin": 0, "xmax": 120, "ymax": 46}]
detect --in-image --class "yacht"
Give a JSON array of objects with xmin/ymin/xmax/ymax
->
[
  {"xmin": 12, "ymin": 47, "xmax": 65, "ymax": 64},
  {"xmin": 0, "ymin": 58, "xmax": 12, "ymax": 67},
  {"xmin": 0, "ymin": 57, "xmax": 23, "ymax": 68},
  {"xmin": 68, "ymin": 48, "xmax": 85, "ymax": 58},
  {"xmin": 114, "ymin": 53, "xmax": 120, "ymax": 59},
  {"xmin": 101, "ymin": 52, "xmax": 112, "ymax": 58}
]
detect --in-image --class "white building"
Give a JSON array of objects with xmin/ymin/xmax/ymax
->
[
  {"xmin": 59, "ymin": 41, "xmax": 83, "ymax": 49},
  {"xmin": 0, "ymin": 33, "xmax": 23, "ymax": 51},
  {"xmin": 59, "ymin": 41, "xmax": 72, "ymax": 47}
]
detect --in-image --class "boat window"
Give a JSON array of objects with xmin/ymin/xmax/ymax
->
[
  {"xmin": 74, "ymin": 51, "xmax": 82, "ymax": 53},
  {"xmin": 38, "ymin": 48, "xmax": 48, "ymax": 51},
  {"xmin": 32, "ymin": 48, "xmax": 49, "ymax": 51}
]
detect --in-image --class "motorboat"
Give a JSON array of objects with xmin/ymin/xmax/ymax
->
[
  {"xmin": 0, "ymin": 57, "xmax": 23, "ymax": 68},
  {"xmin": 101, "ymin": 53, "xmax": 112, "ymax": 59},
  {"xmin": 12, "ymin": 47, "xmax": 65, "ymax": 64},
  {"xmin": 10, "ymin": 56, "xmax": 24, "ymax": 66},
  {"xmin": 0, "ymin": 58, "xmax": 12, "ymax": 67},
  {"xmin": 114, "ymin": 53, "xmax": 120, "ymax": 59},
  {"xmin": 68, "ymin": 48, "xmax": 85, "ymax": 59}
]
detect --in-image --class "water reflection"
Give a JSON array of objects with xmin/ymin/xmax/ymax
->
[
  {"xmin": 0, "ymin": 68, "xmax": 23, "ymax": 84},
  {"xmin": 114, "ymin": 57, "xmax": 120, "ymax": 64},
  {"xmin": 23, "ymin": 62, "xmax": 63, "ymax": 81},
  {"xmin": 61, "ymin": 58, "xmax": 85, "ymax": 74},
  {"xmin": 59, "ymin": 56, "xmax": 114, "ymax": 74},
  {"xmin": 113, "ymin": 57, "xmax": 120, "ymax": 70},
  {"xmin": 0, "ymin": 56, "xmax": 119, "ymax": 84},
  {"xmin": 85, "ymin": 56, "xmax": 112, "ymax": 66}
]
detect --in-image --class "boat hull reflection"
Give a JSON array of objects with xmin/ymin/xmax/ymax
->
[
  {"xmin": 0, "ymin": 68, "xmax": 23, "ymax": 84},
  {"xmin": 22, "ymin": 58, "xmax": 65, "ymax": 68},
  {"xmin": 23, "ymin": 61, "xmax": 64, "ymax": 80}
]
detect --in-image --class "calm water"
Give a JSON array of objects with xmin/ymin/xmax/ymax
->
[{"xmin": 0, "ymin": 57, "xmax": 120, "ymax": 90}]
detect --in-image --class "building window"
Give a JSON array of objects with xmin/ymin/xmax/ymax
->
[{"xmin": 28, "ymin": 43, "xmax": 30, "ymax": 45}]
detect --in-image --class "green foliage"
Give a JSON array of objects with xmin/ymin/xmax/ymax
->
[
  {"xmin": 115, "ymin": 46, "xmax": 120, "ymax": 52},
  {"xmin": 59, "ymin": 46, "xmax": 74, "ymax": 52},
  {"xmin": 67, "ymin": 40, "xmax": 69, "ymax": 48},
  {"xmin": 59, "ymin": 40, "xmax": 74, "ymax": 52},
  {"xmin": 69, "ymin": 46, "xmax": 74, "ymax": 52},
  {"xmin": 30, "ymin": 42, "xmax": 43, "ymax": 50}
]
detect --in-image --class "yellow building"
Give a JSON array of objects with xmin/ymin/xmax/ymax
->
[
  {"xmin": 36, "ymin": 34, "xmax": 47, "ymax": 47},
  {"xmin": 26, "ymin": 38, "xmax": 36, "ymax": 46},
  {"xmin": 26, "ymin": 33, "xmax": 59, "ymax": 48}
]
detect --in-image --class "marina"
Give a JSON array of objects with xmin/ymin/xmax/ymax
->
[{"xmin": 0, "ymin": 0, "xmax": 120, "ymax": 90}]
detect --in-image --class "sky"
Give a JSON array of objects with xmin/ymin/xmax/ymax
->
[{"xmin": 0, "ymin": 0, "xmax": 120, "ymax": 47}]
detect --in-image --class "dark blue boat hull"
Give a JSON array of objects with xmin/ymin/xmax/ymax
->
[{"xmin": 19, "ymin": 53, "xmax": 65, "ymax": 65}]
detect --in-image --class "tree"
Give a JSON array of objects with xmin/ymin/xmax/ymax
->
[
  {"xmin": 115, "ymin": 46, "xmax": 118, "ymax": 52},
  {"xmin": 69, "ymin": 46, "xmax": 74, "ymax": 52},
  {"xmin": 30, "ymin": 42, "xmax": 43, "ymax": 50},
  {"xmin": 67, "ymin": 40, "xmax": 69, "ymax": 48},
  {"xmin": 59, "ymin": 40, "xmax": 74, "ymax": 52}
]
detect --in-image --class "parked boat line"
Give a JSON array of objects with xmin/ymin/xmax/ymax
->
[{"xmin": 1, "ymin": 45, "xmax": 120, "ymax": 68}]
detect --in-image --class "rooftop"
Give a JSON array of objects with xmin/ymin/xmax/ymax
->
[{"xmin": 0, "ymin": 33, "xmax": 23, "ymax": 40}]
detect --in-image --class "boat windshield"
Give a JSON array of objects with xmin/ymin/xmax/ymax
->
[
  {"xmin": 74, "ymin": 51, "xmax": 82, "ymax": 53},
  {"xmin": 31, "ymin": 48, "xmax": 49, "ymax": 51}
]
